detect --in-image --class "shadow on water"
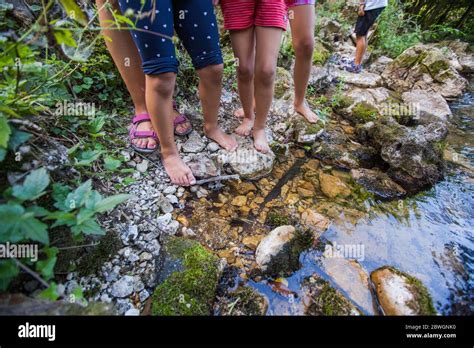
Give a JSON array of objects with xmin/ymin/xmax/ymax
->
[{"xmin": 248, "ymin": 81, "xmax": 474, "ymax": 316}]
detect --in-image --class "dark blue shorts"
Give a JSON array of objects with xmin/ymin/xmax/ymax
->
[
  {"xmin": 355, "ymin": 7, "xmax": 385, "ymax": 37},
  {"xmin": 118, "ymin": 0, "xmax": 223, "ymax": 75}
]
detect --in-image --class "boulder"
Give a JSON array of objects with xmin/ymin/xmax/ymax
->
[
  {"xmin": 308, "ymin": 65, "xmax": 332, "ymax": 90},
  {"xmin": 370, "ymin": 55, "xmax": 394, "ymax": 74},
  {"xmin": 351, "ymin": 168, "xmax": 406, "ymax": 200},
  {"xmin": 369, "ymin": 118, "xmax": 448, "ymax": 192},
  {"xmin": 255, "ymin": 226, "xmax": 313, "ymax": 277},
  {"xmin": 382, "ymin": 44, "xmax": 468, "ymax": 98},
  {"xmin": 370, "ymin": 266, "xmax": 436, "ymax": 315},
  {"xmin": 401, "ymin": 90, "xmax": 452, "ymax": 124},
  {"xmin": 219, "ymin": 135, "xmax": 275, "ymax": 181}
]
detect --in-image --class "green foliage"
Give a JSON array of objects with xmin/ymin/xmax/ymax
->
[
  {"xmin": 0, "ymin": 168, "xmax": 130, "ymax": 292},
  {"xmin": 374, "ymin": 0, "xmax": 422, "ymax": 58}
]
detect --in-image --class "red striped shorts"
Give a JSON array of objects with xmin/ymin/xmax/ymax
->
[{"xmin": 220, "ymin": 0, "xmax": 289, "ymax": 31}]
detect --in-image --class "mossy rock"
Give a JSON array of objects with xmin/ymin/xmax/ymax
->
[
  {"xmin": 151, "ymin": 237, "xmax": 221, "ymax": 316},
  {"xmin": 350, "ymin": 102, "xmax": 379, "ymax": 124},
  {"xmin": 313, "ymin": 40, "xmax": 331, "ymax": 66},
  {"xmin": 302, "ymin": 275, "xmax": 361, "ymax": 316},
  {"xmin": 219, "ymin": 286, "xmax": 268, "ymax": 316},
  {"xmin": 371, "ymin": 266, "xmax": 436, "ymax": 315}
]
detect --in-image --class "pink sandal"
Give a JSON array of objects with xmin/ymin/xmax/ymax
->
[
  {"xmin": 129, "ymin": 114, "xmax": 158, "ymax": 154},
  {"xmin": 173, "ymin": 101, "xmax": 193, "ymax": 136}
]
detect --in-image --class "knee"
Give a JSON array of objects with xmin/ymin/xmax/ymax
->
[
  {"xmin": 237, "ymin": 63, "xmax": 254, "ymax": 82},
  {"xmin": 294, "ymin": 37, "xmax": 314, "ymax": 59},
  {"xmin": 200, "ymin": 64, "xmax": 223, "ymax": 84},
  {"xmin": 256, "ymin": 65, "xmax": 276, "ymax": 86},
  {"xmin": 147, "ymin": 73, "xmax": 175, "ymax": 98}
]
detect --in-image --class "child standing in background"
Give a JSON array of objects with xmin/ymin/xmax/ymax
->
[
  {"xmin": 345, "ymin": 0, "xmax": 388, "ymax": 73},
  {"xmin": 217, "ymin": 0, "xmax": 288, "ymax": 153}
]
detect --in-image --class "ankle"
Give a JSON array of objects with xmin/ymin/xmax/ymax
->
[
  {"xmin": 294, "ymin": 99, "xmax": 306, "ymax": 108},
  {"xmin": 134, "ymin": 107, "xmax": 148, "ymax": 115},
  {"xmin": 161, "ymin": 147, "xmax": 179, "ymax": 158},
  {"xmin": 204, "ymin": 123, "xmax": 219, "ymax": 133}
]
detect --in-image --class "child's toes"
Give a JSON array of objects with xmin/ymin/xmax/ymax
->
[{"xmin": 147, "ymin": 138, "xmax": 157, "ymax": 149}]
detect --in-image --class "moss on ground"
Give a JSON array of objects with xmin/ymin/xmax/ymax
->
[
  {"xmin": 351, "ymin": 102, "xmax": 379, "ymax": 124},
  {"xmin": 151, "ymin": 237, "xmax": 221, "ymax": 316},
  {"xmin": 76, "ymin": 231, "xmax": 121, "ymax": 276}
]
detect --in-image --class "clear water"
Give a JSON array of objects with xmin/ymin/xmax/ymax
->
[{"xmin": 250, "ymin": 82, "xmax": 474, "ymax": 316}]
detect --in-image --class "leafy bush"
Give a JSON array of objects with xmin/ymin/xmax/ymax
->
[
  {"xmin": 0, "ymin": 167, "xmax": 129, "ymax": 294},
  {"xmin": 373, "ymin": 0, "xmax": 422, "ymax": 58}
]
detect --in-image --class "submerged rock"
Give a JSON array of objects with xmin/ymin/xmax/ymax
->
[
  {"xmin": 301, "ymin": 274, "xmax": 361, "ymax": 316},
  {"xmin": 0, "ymin": 293, "xmax": 115, "ymax": 315},
  {"xmin": 300, "ymin": 208, "xmax": 330, "ymax": 236},
  {"xmin": 255, "ymin": 226, "xmax": 313, "ymax": 277},
  {"xmin": 319, "ymin": 172, "xmax": 351, "ymax": 198},
  {"xmin": 351, "ymin": 168, "xmax": 406, "ymax": 200},
  {"xmin": 319, "ymin": 259, "xmax": 375, "ymax": 315},
  {"xmin": 382, "ymin": 44, "xmax": 468, "ymax": 98},
  {"xmin": 151, "ymin": 237, "xmax": 222, "ymax": 315},
  {"xmin": 220, "ymin": 135, "xmax": 275, "ymax": 181},
  {"xmin": 370, "ymin": 266, "xmax": 436, "ymax": 315}
]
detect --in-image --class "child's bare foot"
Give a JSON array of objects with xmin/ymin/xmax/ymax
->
[
  {"xmin": 253, "ymin": 128, "xmax": 270, "ymax": 154},
  {"xmin": 133, "ymin": 121, "xmax": 157, "ymax": 150},
  {"xmin": 235, "ymin": 117, "xmax": 254, "ymax": 136},
  {"xmin": 204, "ymin": 125, "xmax": 238, "ymax": 151},
  {"xmin": 295, "ymin": 101, "xmax": 319, "ymax": 124},
  {"xmin": 162, "ymin": 153, "xmax": 196, "ymax": 186},
  {"xmin": 234, "ymin": 107, "xmax": 245, "ymax": 118}
]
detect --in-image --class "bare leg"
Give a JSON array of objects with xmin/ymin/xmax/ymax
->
[
  {"xmin": 354, "ymin": 35, "xmax": 366, "ymax": 66},
  {"xmin": 290, "ymin": 5, "xmax": 318, "ymax": 123},
  {"xmin": 229, "ymin": 27, "xmax": 256, "ymax": 136},
  {"xmin": 96, "ymin": 0, "xmax": 156, "ymax": 150},
  {"xmin": 146, "ymin": 73, "xmax": 195, "ymax": 186},
  {"xmin": 197, "ymin": 64, "xmax": 238, "ymax": 151},
  {"xmin": 253, "ymin": 26, "xmax": 283, "ymax": 153},
  {"xmin": 96, "ymin": 0, "xmax": 190, "ymax": 149}
]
